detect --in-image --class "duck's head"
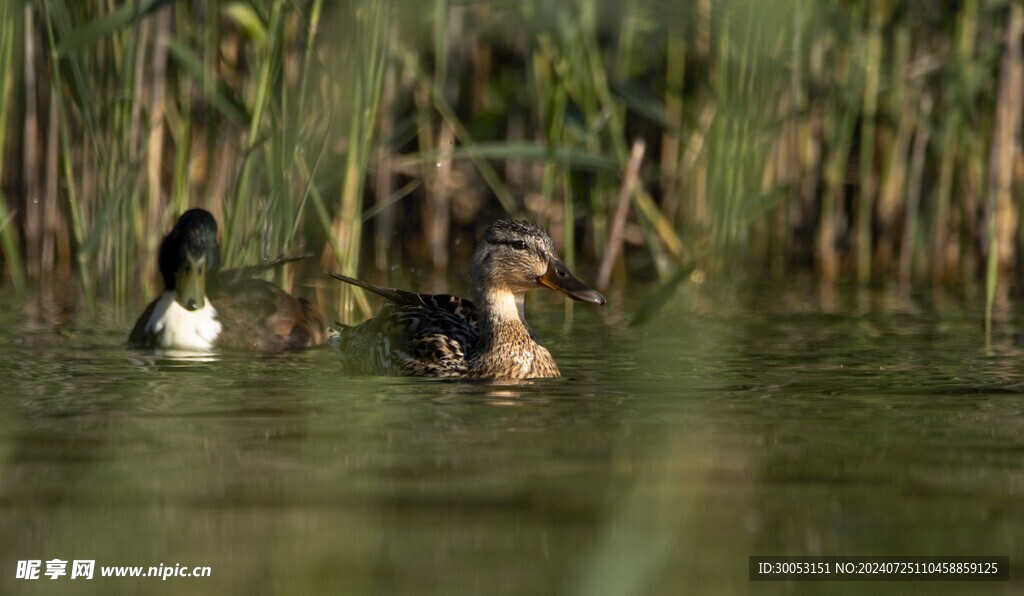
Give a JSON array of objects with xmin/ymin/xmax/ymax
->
[
  {"xmin": 470, "ymin": 219, "xmax": 606, "ymax": 305},
  {"xmin": 159, "ymin": 208, "xmax": 221, "ymax": 311}
]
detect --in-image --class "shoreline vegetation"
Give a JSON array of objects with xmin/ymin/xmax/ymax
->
[{"xmin": 1, "ymin": 0, "xmax": 1023, "ymax": 323}]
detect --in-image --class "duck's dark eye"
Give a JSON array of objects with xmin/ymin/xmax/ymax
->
[{"xmin": 511, "ymin": 240, "xmax": 528, "ymax": 251}]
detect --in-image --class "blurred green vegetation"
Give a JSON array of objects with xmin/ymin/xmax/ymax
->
[{"xmin": 1, "ymin": 0, "xmax": 1023, "ymax": 315}]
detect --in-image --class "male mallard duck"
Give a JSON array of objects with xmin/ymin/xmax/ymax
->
[
  {"xmin": 129, "ymin": 208, "xmax": 325, "ymax": 352},
  {"xmin": 328, "ymin": 219, "xmax": 606, "ymax": 378}
]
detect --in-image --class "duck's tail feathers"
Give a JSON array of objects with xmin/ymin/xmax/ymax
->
[
  {"xmin": 326, "ymin": 322, "xmax": 348, "ymax": 349},
  {"xmin": 328, "ymin": 272, "xmax": 409, "ymax": 304}
]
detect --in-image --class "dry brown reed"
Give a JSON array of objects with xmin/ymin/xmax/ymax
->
[{"xmin": 0, "ymin": 0, "xmax": 1022, "ymax": 320}]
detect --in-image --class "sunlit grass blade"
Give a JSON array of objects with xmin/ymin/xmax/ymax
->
[
  {"xmin": 406, "ymin": 142, "xmax": 619, "ymax": 173},
  {"xmin": 54, "ymin": 0, "xmax": 174, "ymax": 56}
]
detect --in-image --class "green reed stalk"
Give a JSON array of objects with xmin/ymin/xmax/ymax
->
[
  {"xmin": 322, "ymin": 0, "xmax": 388, "ymax": 319},
  {"xmin": 984, "ymin": 2, "xmax": 1024, "ymax": 345},
  {"xmin": 856, "ymin": 1, "xmax": 882, "ymax": 284},
  {"xmin": 41, "ymin": 1, "xmax": 93, "ymax": 304},
  {"xmin": 0, "ymin": 0, "xmax": 26, "ymax": 293},
  {"xmin": 931, "ymin": 115, "xmax": 956, "ymax": 285},
  {"xmin": 226, "ymin": 1, "xmax": 283, "ymax": 265},
  {"xmin": 660, "ymin": 18, "xmax": 685, "ymax": 226},
  {"xmin": 899, "ymin": 93, "xmax": 932, "ymax": 290},
  {"xmin": 296, "ymin": 0, "xmax": 322, "ymax": 118},
  {"xmin": 932, "ymin": 0, "xmax": 977, "ymax": 285},
  {"xmin": 10, "ymin": 0, "xmax": 1024, "ymax": 298},
  {"xmin": 819, "ymin": 65, "xmax": 857, "ymax": 283},
  {"xmin": 559, "ymin": 1, "xmax": 681, "ymax": 270},
  {"xmin": 114, "ymin": 23, "xmax": 143, "ymax": 308},
  {"xmin": 539, "ymin": 37, "xmax": 569, "ymax": 231},
  {"xmin": 985, "ymin": 220, "xmax": 997, "ymax": 346},
  {"xmin": 396, "ymin": 43, "xmax": 517, "ymax": 216},
  {"xmin": 286, "ymin": 0, "xmax": 323, "ymax": 244},
  {"xmin": 580, "ymin": 5, "xmax": 624, "ymax": 255}
]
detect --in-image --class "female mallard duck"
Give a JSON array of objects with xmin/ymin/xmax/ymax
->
[
  {"xmin": 328, "ymin": 219, "xmax": 606, "ymax": 378},
  {"xmin": 129, "ymin": 208, "xmax": 325, "ymax": 352}
]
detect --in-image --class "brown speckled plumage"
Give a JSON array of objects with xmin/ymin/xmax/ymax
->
[{"xmin": 328, "ymin": 220, "xmax": 606, "ymax": 379}]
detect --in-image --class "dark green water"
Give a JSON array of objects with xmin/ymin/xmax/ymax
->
[{"xmin": 1, "ymin": 281, "xmax": 1023, "ymax": 595}]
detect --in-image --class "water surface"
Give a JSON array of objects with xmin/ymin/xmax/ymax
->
[{"xmin": 1, "ymin": 281, "xmax": 1022, "ymax": 595}]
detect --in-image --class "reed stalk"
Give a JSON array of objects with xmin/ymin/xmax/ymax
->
[
  {"xmin": 984, "ymin": 2, "xmax": 1024, "ymax": 343},
  {"xmin": 0, "ymin": 0, "xmax": 26, "ymax": 294},
  {"xmin": 597, "ymin": 139, "xmax": 644, "ymax": 291},
  {"xmin": 41, "ymin": 1, "xmax": 92, "ymax": 304},
  {"xmin": 899, "ymin": 92, "xmax": 932, "ymax": 291},
  {"xmin": 321, "ymin": 0, "xmax": 388, "ymax": 319},
  {"xmin": 1, "ymin": 0, "xmax": 1023, "ymax": 319},
  {"xmin": 855, "ymin": 1, "xmax": 882, "ymax": 284}
]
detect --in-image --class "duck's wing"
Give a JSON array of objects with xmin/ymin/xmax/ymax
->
[
  {"xmin": 327, "ymin": 273, "xmax": 480, "ymax": 376},
  {"xmin": 331, "ymin": 303, "xmax": 476, "ymax": 377},
  {"xmin": 211, "ymin": 278, "xmax": 325, "ymax": 351},
  {"xmin": 127, "ymin": 297, "xmax": 162, "ymax": 348},
  {"xmin": 328, "ymin": 272, "xmax": 478, "ymax": 329}
]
